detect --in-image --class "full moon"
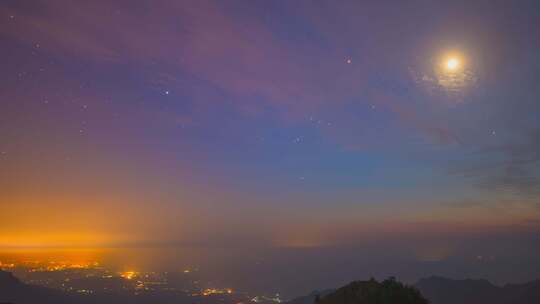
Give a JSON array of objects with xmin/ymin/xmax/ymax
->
[
  {"xmin": 446, "ymin": 58, "xmax": 459, "ymax": 70},
  {"xmin": 432, "ymin": 52, "xmax": 476, "ymax": 95}
]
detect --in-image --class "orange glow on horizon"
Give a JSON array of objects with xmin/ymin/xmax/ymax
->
[{"xmin": 0, "ymin": 228, "xmax": 142, "ymax": 251}]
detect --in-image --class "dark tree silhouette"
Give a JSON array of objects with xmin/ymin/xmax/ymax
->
[{"xmin": 317, "ymin": 277, "xmax": 429, "ymax": 304}]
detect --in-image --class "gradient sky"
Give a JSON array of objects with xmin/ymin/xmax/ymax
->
[{"xmin": 1, "ymin": 0, "xmax": 540, "ymax": 295}]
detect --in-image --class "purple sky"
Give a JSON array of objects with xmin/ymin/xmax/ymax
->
[{"xmin": 1, "ymin": 0, "xmax": 540, "ymax": 296}]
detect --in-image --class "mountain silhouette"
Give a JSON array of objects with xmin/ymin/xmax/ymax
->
[
  {"xmin": 314, "ymin": 277, "xmax": 428, "ymax": 304},
  {"xmin": 289, "ymin": 276, "xmax": 540, "ymax": 304},
  {"xmin": 415, "ymin": 276, "xmax": 540, "ymax": 304}
]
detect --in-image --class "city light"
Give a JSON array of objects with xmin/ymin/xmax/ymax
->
[
  {"xmin": 120, "ymin": 271, "xmax": 138, "ymax": 280},
  {"xmin": 202, "ymin": 288, "xmax": 234, "ymax": 296}
]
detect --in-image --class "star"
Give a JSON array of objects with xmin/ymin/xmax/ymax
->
[{"xmin": 346, "ymin": 58, "xmax": 352, "ymax": 64}]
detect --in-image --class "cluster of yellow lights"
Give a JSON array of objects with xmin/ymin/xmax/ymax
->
[
  {"xmin": 202, "ymin": 288, "xmax": 233, "ymax": 296},
  {"xmin": 120, "ymin": 271, "xmax": 138, "ymax": 280},
  {"xmin": 47, "ymin": 261, "xmax": 98, "ymax": 271},
  {"xmin": 1, "ymin": 260, "xmax": 99, "ymax": 272},
  {"xmin": 135, "ymin": 281, "xmax": 146, "ymax": 290},
  {"xmin": 41, "ymin": 263, "xmax": 91, "ymax": 272},
  {"xmin": 0, "ymin": 261, "xmax": 16, "ymax": 268}
]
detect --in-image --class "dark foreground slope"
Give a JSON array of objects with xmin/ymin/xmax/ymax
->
[
  {"xmin": 0, "ymin": 270, "xmax": 72, "ymax": 304},
  {"xmin": 288, "ymin": 276, "xmax": 540, "ymax": 304},
  {"xmin": 415, "ymin": 276, "xmax": 540, "ymax": 304},
  {"xmin": 317, "ymin": 278, "xmax": 428, "ymax": 304}
]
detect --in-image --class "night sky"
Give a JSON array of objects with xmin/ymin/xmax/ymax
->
[{"xmin": 1, "ymin": 0, "xmax": 540, "ymax": 295}]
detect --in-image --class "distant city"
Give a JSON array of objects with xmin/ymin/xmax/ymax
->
[{"xmin": 0, "ymin": 259, "xmax": 282, "ymax": 303}]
